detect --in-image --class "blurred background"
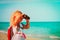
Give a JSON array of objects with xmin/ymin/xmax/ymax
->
[
  {"xmin": 0, "ymin": 0, "xmax": 60, "ymax": 22},
  {"xmin": 0, "ymin": 0, "xmax": 60, "ymax": 40}
]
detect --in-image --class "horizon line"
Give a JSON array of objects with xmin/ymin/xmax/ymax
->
[{"xmin": 0, "ymin": 21, "xmax": 60, "ymax": 22}]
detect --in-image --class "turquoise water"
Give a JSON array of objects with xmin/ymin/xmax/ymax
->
[{"xmin": 0, "ymin": 22, "xmax": 60, "ymax": 40}]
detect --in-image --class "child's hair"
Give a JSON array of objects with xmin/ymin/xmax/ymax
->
[{"xmin": 14, "ymin": 10, "xmax": 22, "ymax": 14}]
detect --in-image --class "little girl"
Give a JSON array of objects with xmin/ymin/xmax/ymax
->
[{"xmin": 8, "ymin": 10, "xmax": 30, "ymax": 40}]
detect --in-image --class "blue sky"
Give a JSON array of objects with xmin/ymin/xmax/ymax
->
[{"xmin": 0, "ymin": 0, "xmax": 60, "ymax": 22}]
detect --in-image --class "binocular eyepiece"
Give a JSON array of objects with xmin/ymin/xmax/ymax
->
[{"xmin": 23, "ymin": 14, "xmax": 30, "ymax": 19}]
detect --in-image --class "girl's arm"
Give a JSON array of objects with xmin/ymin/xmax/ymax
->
[{"xmin": 21, "ymin": 19, "xmax": 30, "ymax": 29}]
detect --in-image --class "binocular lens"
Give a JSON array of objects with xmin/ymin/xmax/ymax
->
[{"xmin": 23, "ymin": 14, "xmax": 30, "ymax": 19}]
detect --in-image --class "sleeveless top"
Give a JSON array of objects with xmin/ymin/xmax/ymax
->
[{"xmin": 11, "ymin": 25, "xmax": 26, "ymax": 40}]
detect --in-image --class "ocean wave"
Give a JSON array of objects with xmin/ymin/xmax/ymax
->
[
  {"xmin": 0, "ymin": 30, "xmax": 7, "ymax": 34},
  {"xmin": 26, "ymin": 34, "xmax": 60, "ymax": 39},
  {"xmin": 49, "ymin": 36, "xmax": 60, "ymax": 38}
]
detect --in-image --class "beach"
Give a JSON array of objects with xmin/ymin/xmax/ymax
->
[
  {"xmin": 0, "ymin": 31, "xmax": 40, "ymax": 40},
  {"xmin": 0, "ymin": 31, "xmax": 7, "ymax": 40},
  {"xmin": 0, "ymin": 22, "xmax": 60, "ymax": 40},
  {"xmin": 0, "ymin": 31, "xmax": 60, "ymax": 40},
  {"xmin": 1, "ymin": 32, "xmax": 60, "ymax": 40},
  {"xmin": 0, "ymin": 31, "xmax": 46, "ymax": 40}
]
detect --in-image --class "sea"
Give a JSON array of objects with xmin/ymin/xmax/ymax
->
[{"xmin": 0, "ymin": 22, "xmax": 60, "ymax": 40}]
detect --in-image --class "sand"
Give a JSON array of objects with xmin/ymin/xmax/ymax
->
[
  {"xmin": 0, "ymin": 32, "xmax": 8, "ymax": 40},
  {"xmin": 0, "ymin": 31, "xmax": 40, "ymax": 40},
  {"xmin": 0, "ymin": 31, "xmax": 59, "ymax": 40}
]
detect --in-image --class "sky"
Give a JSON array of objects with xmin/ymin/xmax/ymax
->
[{"xmin": 0, "ymin": 0, "xmax": 60, "ymax": 22}]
